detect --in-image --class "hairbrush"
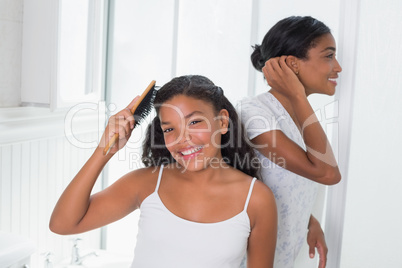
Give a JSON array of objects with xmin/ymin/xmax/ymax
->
[{"xmin": 103, "ymin": 80, "xmax": 158, "ymax": 155}]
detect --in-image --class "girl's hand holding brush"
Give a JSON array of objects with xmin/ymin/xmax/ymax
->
[
  {"xmin": 101, "ymin": 80, "xmax": 158, "ymax": 156},
  {"xmin": 99, "ymin": 96, "xmax": 140, "ymax": 155}
]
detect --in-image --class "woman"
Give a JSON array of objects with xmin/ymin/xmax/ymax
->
[
  {"xmin": 238, "ymin": 16, "xmax": 342, "ymax": 268},
  {"xmin": 50, "ymin": 75, "xmax": 277, "ymax": 268}
]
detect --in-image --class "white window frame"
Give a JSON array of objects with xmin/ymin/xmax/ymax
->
[{"xmin": 20, "ymin": 0, "xmax": 108, "ymax": 110}]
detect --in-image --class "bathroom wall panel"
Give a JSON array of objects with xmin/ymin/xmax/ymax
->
[
  {"xmin": 1, "ymin": 145, "xmax": 12, "ymax": 232},
  {"xmin": 28, "ymin": 140, "xmax": 40, "ymax": 244},
  {"xmin": 0, "ymin": 0, "xmax": 23, "ymax": 21},
  {"xmin": 0, "ymin": 132, "xmax": 102, "ymax": 267},
  {"xmin": 38, "ymin": 140, "xmax": 49, "ymax": 247},
  {"xmin": 20, "ymin": 142, "xmax": 30, "ymax": 238},
  {"xmin": 11, "ymin": 144, "xmax": 22, "ymax": 234}
]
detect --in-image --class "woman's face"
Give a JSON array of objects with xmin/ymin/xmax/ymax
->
[
  {"xmin": 158, "ymin": 95, "xmax": 228, "ymax": 172},
  {"xmin": 297, "ymin": 33, "xmax": 342, "ymax": 96}
]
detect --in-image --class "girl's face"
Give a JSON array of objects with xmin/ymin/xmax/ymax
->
[
  {"xmin": 158, "ymin": 95, "xmax": 229, "ymax": 172},
  {"xmin": 297, "ymin": 33, "xmax": 342, "ymax": 96}
]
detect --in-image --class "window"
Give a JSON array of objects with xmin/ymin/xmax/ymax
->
[{"xmin": 21, "ymin": 0, "xmax": 107, "ymax": 109}]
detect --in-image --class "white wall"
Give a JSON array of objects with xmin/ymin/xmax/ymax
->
[
  {"xmin": 340, "ymin": 0, "xmax": 402, "ymax": 267},
  {"xmin": 0, "ymin": 0, "xmax": 23, "ymax": 107},
  {"xmin": 174, "ymin": 0, "xmax": 254, "ymax": 103}
]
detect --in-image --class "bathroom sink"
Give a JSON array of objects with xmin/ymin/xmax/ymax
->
[
  {"xmin": 0, "ymin": 231, "xmax": 36, "ymax": 268},
  {"xmin": 55, "ymin": 249, "xmax": 132, "ymax": 268}
]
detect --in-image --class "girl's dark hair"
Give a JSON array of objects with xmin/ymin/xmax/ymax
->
[
  {"xmin": 142, "ymin": 75, "xmax": 261, "ymax": 179},
  {"xmin": 251, "ymin": 16, "xmax": 331, "ymax": 71}
]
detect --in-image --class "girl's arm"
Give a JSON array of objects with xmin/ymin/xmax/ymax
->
[
  {"xmin": 247, "ymin": 180, "xmax": 277, "ymax": 268},
  {"xmin": 49, "ymin": 97, "xmax": 146, "ymax": 234},
  {"xmin": 252, "ymin": 56, "xmax": 341, "ymax": 185}
]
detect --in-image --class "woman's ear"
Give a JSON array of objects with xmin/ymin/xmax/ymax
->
[
  {"xmin": 218, "ymin": 109, "xmax": 229, "ymax": 135},
  {"xmin": 286, "ymin": 55, "xmax": 300, "ymax": 75}
]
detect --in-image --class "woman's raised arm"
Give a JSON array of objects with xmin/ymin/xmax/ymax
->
[{"xmin": 252, "ymin": 56, "xmax": 341, "ymax": 185}]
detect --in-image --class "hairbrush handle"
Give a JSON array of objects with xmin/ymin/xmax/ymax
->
[
  {"xmin": 103, "ymin": 80, "xmax": 156, "ymax": 155},
  {"xmin": 103, "ymin": 133, "xmax": 119, "ymax": 155}
]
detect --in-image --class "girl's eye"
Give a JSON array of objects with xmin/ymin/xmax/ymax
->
[
  {"xmin": 189, "ymin": 120, "xmax": 201, "ymax": 126},
  {"xmin": 163, "ymin": 128, "xmax": 173, "ymax": 133},
  {"xmin": 326, "ymin": 53, "xmax": 334, "ymax": 59}
]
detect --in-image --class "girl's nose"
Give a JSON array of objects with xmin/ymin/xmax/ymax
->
[{"xmin": 178, "ymin": 129, "xmax": 192, "ymax": 144}]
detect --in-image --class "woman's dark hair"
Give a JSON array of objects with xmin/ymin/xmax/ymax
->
[
  {"xmin": 142, "ymin": 75, "xmax": 261, "ymax": 179},
  {"xmin": 251, "ymin": 16, "xmax": 331, "ymax": 71}
]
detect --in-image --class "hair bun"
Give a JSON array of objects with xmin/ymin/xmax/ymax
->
[
  {"xmin": 216, "ymin": 86, "xmax": 224, "ymax": 96},
  {"xmin": 250, "ymin": 44, "xmax": 265, "ymax": 71}
]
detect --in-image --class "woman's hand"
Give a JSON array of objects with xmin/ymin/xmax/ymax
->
[
  {"xmin": 99, "ymin": 96, "xmax": 139, "ymax": 154},
  {"xmin": 307, "ymin": 215, "xmax": 328, "ymax": 268},
  {"xmin": 262, "ymin": 56, "xmax": 306, "ymax": 100}
]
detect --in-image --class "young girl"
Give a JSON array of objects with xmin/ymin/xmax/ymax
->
[
  {"xmin": 238, "ymin": 16, "xmax": 342, "ymax": 268},
  {"xmin": 50, "ymin": 75, "xmax": 277, "ymax": 268}
]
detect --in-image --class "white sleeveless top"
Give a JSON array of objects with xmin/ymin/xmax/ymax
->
[{"xmin": 131, "ymin": 165, "xmax": 257, "ymax": 268}]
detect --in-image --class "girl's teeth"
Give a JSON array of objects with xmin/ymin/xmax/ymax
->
[{"xmin": 181, "ymin": 146, "xmax": 202, "ymax": 156}]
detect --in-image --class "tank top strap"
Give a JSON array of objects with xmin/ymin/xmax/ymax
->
[
  {"xmin": 155, "ymin": 164, "xmax": 164, "ymax": 192},
  {"xmin": 243, "ymin": 177, "xmax": 257, "ymax": 211}
]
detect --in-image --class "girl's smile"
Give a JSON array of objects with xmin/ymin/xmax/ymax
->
[
  {"xmin": 178, "ymin": 145, "xmax": 204, "ymax": 160},
  {"xmin": 159, "ymin": 95, "xmax": 228, "ymax": 171}
]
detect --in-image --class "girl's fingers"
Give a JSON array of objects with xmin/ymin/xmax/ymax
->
[
  {"xmin": 118, "ymin": 122, "xmax": 128, "ymax": 140},
  {"xmin": 101, "ymin": 96, "xmax": 141, "ymax": 152},
  {"xmin": 121, "ymin": 108, "xmax": 135, "ymax": 129},
  {"xmin": 108, "ymin": 95, "xmax": 140, "ymax": 135},
  {"xmin": 112, "ymin": 105, "xmax": 136, "ymax": 130},
  {"xmin": 108, "ymin": 115, "xmax": 130, "ymax": 138}
]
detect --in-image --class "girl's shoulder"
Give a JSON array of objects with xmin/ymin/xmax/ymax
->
[
  {"xmin": 247, "ymin": 178, "xmax": 277, "ymax": 224},
  {"xmin": 250, "ymin": 179, "xmax": 275, "ymax": 202},
  {"xmin": 230, "ymin": 169, "xmax": 274, "ymax": 204},
  {"xmin": 122, "ymin": 166, "xmax": 161, "ymax": 182},
  {"xmin": 116, "ymin": 166, "xmax": 163, "ymax": 203},
  {"xmin": 222, "ymin": 168, "xmax": 275, "ymax": 220}
]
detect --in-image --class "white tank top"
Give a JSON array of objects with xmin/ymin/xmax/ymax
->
[{"xmin": 131, "ymin": 165, "xmax": 256, "ymax": 268}]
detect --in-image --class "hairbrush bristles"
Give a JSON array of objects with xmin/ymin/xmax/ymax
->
[
  {"xmin": 133, "ymin": 83, "xmax": 158, "ymax": 127},
  {"xmin": 103, "ymin": 80, "xmax": 158, "ymax": 155}
]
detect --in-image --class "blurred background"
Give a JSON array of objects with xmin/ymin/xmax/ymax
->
[{"xmin": 1, "ymin": 0, "xmax": 401, "ymax": 267}]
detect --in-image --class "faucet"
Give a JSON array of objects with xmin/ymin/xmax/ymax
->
[
  {"xmin": 70, "ymin": 238, "xmax": 98, "ymax": 265},
  {"xmin": 40, "ymin": 251, "xmax": 54, "ymax": 268}
]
